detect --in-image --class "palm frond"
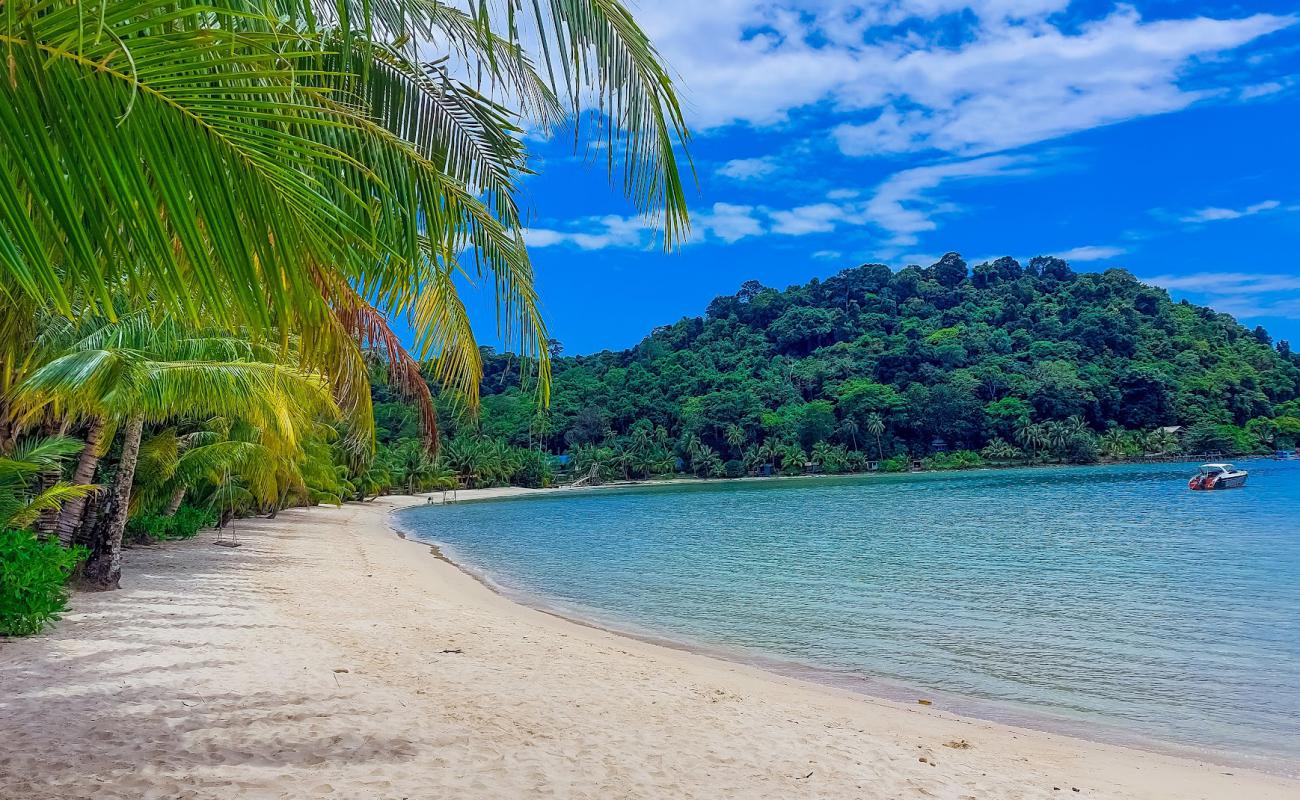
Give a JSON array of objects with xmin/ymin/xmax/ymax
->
[{"xmin": 4, "ymin": 481, "xmax": 99, "ymax": 529}]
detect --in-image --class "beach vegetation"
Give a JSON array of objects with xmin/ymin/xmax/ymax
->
[
  {"xmin": 0, "ymin": 0, "xmax": 690, "ymax": 606},
  {"xmin": 0, "ymin": 529, "xmax": 87, "ymax": 637}
]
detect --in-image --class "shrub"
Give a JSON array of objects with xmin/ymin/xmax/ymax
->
[
  {"xmin": 170, "ymin": 505, "xmax": 216, "ymax": 539},
  {"xmin": 922, "ymin": 450, "xmax": 985, "ymax": 471},
  {"xmin": 878, "ymin": 455, "xmax": 910, "ymax": 473},
  {"xmin": 723, "ymin": 459, "xmax": 746, "ymax": 479},
  {"xmin": 124, "ymin": 512, "xmax": 171, "ymax": 543},
  {"xmin": 125, "ymin": 505, "xmax": 216, "ymax": 543},
  {"xmin": 0, "ymin": 530, "xmax": 87, "ymax": 637}
]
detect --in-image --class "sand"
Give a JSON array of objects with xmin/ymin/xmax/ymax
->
[{"xmin": 2, "ymin": 489, "xmax": 1295, "ymax": 799}]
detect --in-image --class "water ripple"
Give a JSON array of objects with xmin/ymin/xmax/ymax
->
[{"xmin": 400, "ymin": 460, "xmax": 1300, "ymax": 766}]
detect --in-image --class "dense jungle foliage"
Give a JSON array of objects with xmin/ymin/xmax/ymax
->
[{"xmin": 374, "ymin": 253, "xmax": 1300, "ymax": 485}]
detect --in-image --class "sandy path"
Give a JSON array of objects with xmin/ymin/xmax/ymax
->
[{"xmin": 2, "ymin": 491, "xmax": 1295, "ymax": 799}]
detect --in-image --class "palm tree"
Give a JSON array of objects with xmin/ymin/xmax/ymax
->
[
  {"xmin": 1044, "ymin": 421, "xmax": 1071, "ymax": 454},
  {"xmin": 682, "ymin": 433, "xmax": 704, "ymax": 464},
  {"xmin": 1015, "ymin": 421, "xmax": 1046, "ymax": 458},
  {"xmin": 1100, "ymin": 429, "xmax": 1129, "ymax": 460},
  {"xmin": 0, "ymin": 435, "xmax": 98, "ymax": 530},
  {"xmin": 811, "ymin": 441, "xmax": 848, "ymax": 473},
  {"xmin": 724, "ymin": 424, "xmax": 747, "ymax": 456},
  {"xmin": 779, "ymin": 443, "xmax": 807, "ymax": 475},
  {"xmin": 17, "ymin": 341, "xmax": 337, "ymax": 587},
  {"xmin": 837, "ymin": 417, "xmax": 860, "ymax": 450},
  {"xmin": 692, "ymin": 445, "xmax": 720, "ymax": 478},
  {"xmin": 980, "ymin": 438, "xmax": 1023, "ymax": 463},
  {"xmin": 865, "ymin": 413, "xmax": 886, "ymax": 459},
  {"xmin": 2, "ymin": 0, "xmax": 691, "ymax": 454},
  {"xmin": 393, "ymin": 439, "xmax": 442, "ymax": 495},
  {"xmin": 755, "ymin": 439, "xmax": 779, "ymax": 473}
]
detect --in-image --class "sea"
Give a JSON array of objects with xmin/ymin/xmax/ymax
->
[{"xmin": 396, "ymin": 459, "xmax": 1300, "ymax": 771}]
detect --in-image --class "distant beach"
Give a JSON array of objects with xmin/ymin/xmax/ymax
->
[{"xmin": 3, "ymin": 490, "xmax": 1297, "ymax": 799}]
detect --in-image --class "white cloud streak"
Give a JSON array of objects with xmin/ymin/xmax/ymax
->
[
  {"xmin": 1141, "ymin": 272, "xmax": 1300, "ymax": 320},
  {"xmin": 1180, "ymin": 200, "xmax": 1282, "ymax": 223},
  {"xmin": 1050, "ymin": 245, "xmax": 1127, "ymax": 262}
]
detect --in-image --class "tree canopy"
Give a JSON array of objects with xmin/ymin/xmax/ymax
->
[{"xmin": 396, "ymin": 253, "xmax": 1300, "ymax": 481}]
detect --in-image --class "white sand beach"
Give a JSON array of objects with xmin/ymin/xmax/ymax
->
[{"xmin": 2, "ymin": 490, "xmax": 1295, "ymax": 799}]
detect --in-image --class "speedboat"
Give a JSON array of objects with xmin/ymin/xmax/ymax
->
[{"xmin": 1188, "ymin": 463, "xmax": 1248, "ymax": 490}]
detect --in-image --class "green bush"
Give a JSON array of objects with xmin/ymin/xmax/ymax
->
[
  {"xmin": 922, "ymin": 450, "xmax": 985, "ymax": 471},
  {"xmin": 125, "ymin": 505, "xmax": 216, "ymax": 543},
  {"xmin": 170, "ymin": 505, "xmax": 216, "ymax": 538},
  {"xmin": 877, "ymin": 455, "xmax": 910, "ymax": 473},
  {"xmin": 723, "ymin": 459, "xmax": 746, "ymax": 479},
  {"xmin": 125, "ymin": 512, "xmax": 170, "ymax": 543},
  {"xmin": 0, "ymin": 529, "xmax": 87, "ymax": 637}
]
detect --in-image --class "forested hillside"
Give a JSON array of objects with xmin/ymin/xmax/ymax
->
[{"xmin": 375, "ymin": 254, "xmax": 1300, "ymax": 486}]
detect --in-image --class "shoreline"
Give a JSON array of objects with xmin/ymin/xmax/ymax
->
[
  {"xmin": 541, "ymin": 453, "xmax": 1274, "ymax": 492},
  {"xmin": 434, "ymin": 456, "xmax": 1281, "ymax": 506},
  {"xmin": 392, "ymin": 485, "xmax": 1296, "ymax": 778},
  {"xmin": 3, "ymin": 494, "xmax": 1297, "ymax": 798}
]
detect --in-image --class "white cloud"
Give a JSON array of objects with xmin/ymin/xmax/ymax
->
[
  {"xmin": 1141, "ymin": 272, "xmax": 1300, "ymax": 295},
  {"xmin": 695, "ymin": 202, "xmax": 765, "ymax": 243},
  {"xmin": 527, "ymin": 204, "xmax": 766, "ymax": 249},
  {"xmin": 769, "ymin": 203, "xmax": 849, "ymax": 235},
  {"xmin": 862, "ymin": 155, "xmax": 1035, "ymax": 247},
  {"xmin": 1051, "ymin": 245, "xmax": 1126, "ymax": 262},
  {"xmin": 1180, "ymin": 200, "xmax": 1282, "ymax": 223},
  {"xmin": 524, "ymin": 215, "xmax": 650, "ymax": 250},
  {"xmin": 628, "ymin": 2, "xmax": 1294, "ymax": 156},
  {"xmin": 826, "ymin": 188, "xmax": 859, "ymax": 200},
  {"xmin": 716, "ymin": 157, "xmax": 779, "ymax": 180},
  {"xmin": 812, "ymin": 250, "xmax": 843, "ymax": 260},
  {"xmin": 1240, "ymin": 80, "xmax": 1289, "ymax": 100},
  {"xmin": 1141, "ymin": 272, "xmax": 1300, "ymax": 320}
]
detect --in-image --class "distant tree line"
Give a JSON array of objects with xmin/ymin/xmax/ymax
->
[{"xmin": 372, "ymin": 253, "xmax": 1300, "ymax": 489}]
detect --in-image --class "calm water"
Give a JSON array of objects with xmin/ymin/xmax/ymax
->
[{"xmin": 397, "ymin": 460, "xmax": 1300, "ymax": 768}]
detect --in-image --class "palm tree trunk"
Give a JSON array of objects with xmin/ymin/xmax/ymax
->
[
  {"xmin": 56, "ymin": 417, "xmax": 105, "ymax": 546},
  {"xmin": 162, "ymin": 485, "xmax": 187, "ymax": 517},
  {"xmin": 82, "ymin": 415, "xmax": 144, "ymax": 590},
  {"xmin": 34, "ymin": 416, "xmax": 64, "ymax": 537}
]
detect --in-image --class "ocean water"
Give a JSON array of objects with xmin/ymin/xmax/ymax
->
[{"xmin": 397, "ymin": 460, "xmax": 1300, "ymax": 769}]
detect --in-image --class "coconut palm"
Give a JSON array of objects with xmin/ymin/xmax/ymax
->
[
  {"xmin": 392, "ymin": 439, "xmax": 450, "ymax": 494},
  {"xmin": 778, "ymin": 443, "xmax": 807, "ymax": 475},
  {"xmin": 1015, "ymin": 421, "xmax": 1046, "ymax": 458},
  {"xmin": 753, "ymin": 439, "xmax": 779, "ymax": 472},
  {"xmin": 17, "ymin": 340, "xmax": 338, "ymax": 587},
  {"xmin": 1, "ymin": 0, "xmax": 690, "ymax": 428},
  {"xmin": 811, "ymin": 441, "xmax": 849, "ymax": 473},
  {"xmin": 837, "ymin": 417, "xmax": 860, "ymax": 450},
  {"xmin": 1044, "ymin": 421, "xmax": 1071, "ymax": 454},
  {"xmin": 682, "ymin": 433, "xmax": 704, "ymax": 464},
  {"xmin": 865, "ymin": 413, "xmax": 886, "ymax": 459},
  {"xmin": 1100, "ymin": 428, "xmax": 1129, "ymax": 460},
  {"xmin": 724, "ymin": 424, "xmax": 747, "ymax": 455},
  {"xmin": 692, "ymin": 445, "xmax": 723, "ymax": 478},
  {"xmin": 980, "ymin": 437, "xmax": 1023, "ymax": 463},
  {"xmin": 0, "ymin": 435, "xmax": 98, "ymax": 530}
]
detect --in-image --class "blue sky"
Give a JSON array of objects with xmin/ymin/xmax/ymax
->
[{"xmin": 458, "ymin": 1, "xmax": 1300, "ymax": 355}]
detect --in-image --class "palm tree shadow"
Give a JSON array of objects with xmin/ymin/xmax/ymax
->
[{"xmin": 1, "ymin": 524, "xmax": 421, "ymax": 798}]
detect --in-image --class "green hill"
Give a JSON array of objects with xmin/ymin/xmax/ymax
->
[{"xmin": 375, "ymin": 254, "xmax": 1300, "ymax": 485}]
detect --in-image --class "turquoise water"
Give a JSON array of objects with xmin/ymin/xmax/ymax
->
[{"xmin": 397, "ymin": 460, "xmax": 1300, "ymax": 768}]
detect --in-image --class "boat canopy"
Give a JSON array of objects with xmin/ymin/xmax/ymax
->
[{"xmin": 1200, "ymin": 463, "xmax": 1234, "ymax": 472}]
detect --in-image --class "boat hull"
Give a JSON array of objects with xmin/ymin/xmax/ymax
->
[{"xmin": 1190, "ymin": 473, "xmax": 1248, "ymax": 490}]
